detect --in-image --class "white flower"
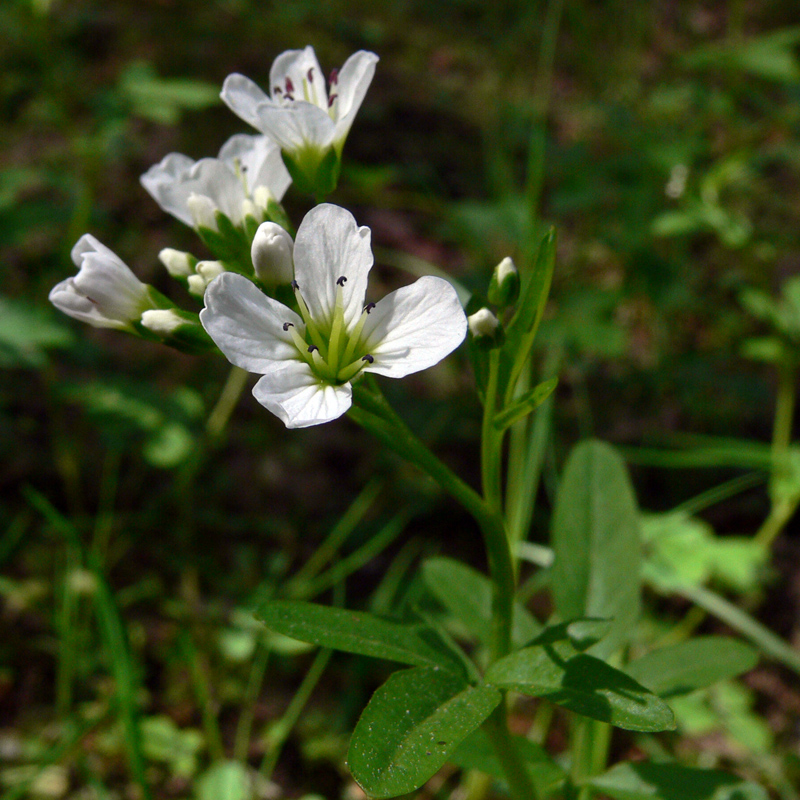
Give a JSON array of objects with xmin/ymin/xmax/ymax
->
[
  {"xmin": 50, "ymin": 235, "xmax": 157, "ymax": 330},
  {"xmin": 140, "ymin": 133, "xmax": 291, "ymax": 230},
  {"xmin": 220, "ymin": 47, "xmax": 378, "ymax": 194},
  {"xmin": 200, "ymin": 204, "xmax": 467, "ymax": 428}
]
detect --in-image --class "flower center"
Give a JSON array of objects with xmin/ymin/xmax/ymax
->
[
  {"xmin": 286, "ymin": 277, "xmax": 375, "ymax": 384},
  {"xmin": 273, "ymin": 68, "xmax": 339, "ymax": 119}
]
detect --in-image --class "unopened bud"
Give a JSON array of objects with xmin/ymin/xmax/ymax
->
[
  {"xmin": 196, "ymin": 260, "xmax": 225, "ymax": 283},
  {"xmin": 253, "ymin": 185, "xmax": 276, "ymax": 215},
  {"xmin": 158, "ymin": 248, "xmax": 196, "ymax": 278},
  {"xmin": 468, "ymin": 307, "xmax": 503, "ymax": 348},
  {"xmin": 488, "ymin": 256, "xmax": 519, "ymax": 307},
  {"xmin": 252, "ymin": 222, "xmax": 294, "ymax": 285},
  {"xmin": 187, "ymin": 193, "xmax": 219, "ymax": 231},
  {"xmin": 141, "ymin": 308, "xmax": 214, "ymax": 354},
  {"xmin": 141, "ymin": 308, "xmax": 185, "ymax": 336}
]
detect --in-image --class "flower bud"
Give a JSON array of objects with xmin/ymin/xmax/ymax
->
[
  {"xmin": 468, "ymin": 307, "xmax": 503, "ymax": 348},
  {"xmin": 487, "ymin": 256, "xmax": 519, "ymax": 307},
  {"xmin": 50, "ymin": 234, "xmax": 158, "ymax": 330},
  {"xmin": 141, "ymin": 308, "xmax": 214, "ymax": 354},
  {"xmin": 251, "ymin": 222, "xmax": 294, "ymax": 285},
  {"xmin": 158, "ymin": 248, "xmax": 196, "ymax": 278},
  {"xmin": 187, "ymin": 193, "xmax": 219, "ymax": 231}
]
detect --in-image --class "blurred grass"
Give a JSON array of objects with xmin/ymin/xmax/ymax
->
[{"xmin": 3, "ymin": 0, "xmax": 800, "ymax": 796}]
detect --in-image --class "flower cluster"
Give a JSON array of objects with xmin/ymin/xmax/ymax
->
[{"xmin": 50, "ymin": 46, "xmax": 468, "ymax": 428}]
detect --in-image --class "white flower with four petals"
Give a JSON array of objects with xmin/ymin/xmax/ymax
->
[
  {"xmin": 200, "ymin": 204, "xmax": 467, "ymax": 428},
  {"xmin": 221, "ymin": 47, "xmax": 378, "ymax": 194},
  {"xmin": 140, "ymin": 133, "xmax": 291, "ymax": 230}
]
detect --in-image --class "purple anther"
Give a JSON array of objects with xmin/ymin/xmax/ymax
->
[
  {"xmin": 336, "ymin": 276, "xmax": 347, "ymax": 286},
  {"xmin": 274, "ymin": 86, "xmax": 283, "ymax": 95},
  {"xmin": 307, "ymin": 67, "xmax": 314, "ymax": 82},
  {"xmin": 329, "ymin": 68, "xmax": 338, "ymax": 86},
  {"xmin": 308, "ymin": 345, "xmax": 318, "ymax": 353},
  {"xmin": 328, "ymin": 94, "xmax": 337, "ymax": 107},
  {"xmin": 285, "ymin": 76, "xmax": 294, "ymax": 93},
  {"xmin": 365, "ymin": 302, "xmax": 376, "ymax": 314},
  {"xmin": 362, "ymin": 354, "xmax": 374, "ymax": 363},
  {"xmin": 291, "ymin": 280, "xmax": 299, "ymax": 290},
  {"xmin": 282, "ymin": 322, "xmax": 293, "ymax": 331}
]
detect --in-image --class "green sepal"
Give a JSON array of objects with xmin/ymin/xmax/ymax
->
[
  {"xmin": 195, "ymin": 218, "xmax": 252, "ymax": 272},
  {"xmin": 282, "ymin": 144, "xmax": 340, "ymax": 198}
]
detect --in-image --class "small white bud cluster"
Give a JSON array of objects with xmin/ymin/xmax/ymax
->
[{"xmin": 188, "ymin": 261, "xmax": 226, "ymax": 296}]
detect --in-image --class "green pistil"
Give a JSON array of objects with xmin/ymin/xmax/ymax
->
[{"xmin": 288, "ymin": 279, "xmax": 375, "ymax": 385}]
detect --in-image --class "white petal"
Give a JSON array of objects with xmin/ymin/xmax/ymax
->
[
  {"xmin": 71, "ymin": 233, "xmax": 128, "ymax": 268},
  {"xmin": 247, "ymin": 103, "xmax": 335, "ymax": 152},
  {"xmin": 361, "ymin": 276, "xmax": 467, "ymax": 378},
  {"xmin": 270, "ymin": 46, "xmax": 327, "ymax": 109},
  {"xmin": 293, "ymin": 204, "xmax": 373, "ymax": 330},
  {"xmin": 332, "ymin": 50, "xmax": 379, "ymax": 144},
  {"xmin": 49, "ymin": 278, "xmax": 124, "ymax": 329},
  {"xmin": 140, "ymin": 153, "xmax": 199, "ymax": 226},
  {"xmin": 220, "ymin": 73, "xmax": 271, "ymax": 130},
  {"xmin": 218, "ymin": 134, "xmax": 292, "ymax": 202},
  {"xmin": 252, "ymin": 361, "xmax": 352, "ymax": 428},
  {"xmin": 200, "ymin": 272, "xmax": 302, "ymax": 372}
]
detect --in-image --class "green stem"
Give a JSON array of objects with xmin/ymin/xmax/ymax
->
[
  {"xmin": 260, "ymin": 647, "xmax": 333, "ymax": 779},
  {"xmin": 206, "ymin": 365, "xmax": 250, "ymax": 440},
  {"xmin": 485, "ymin": 705, "xmax": 539, "ymax": 800},
  {"xmin": 349, "ymin": 384, "xmax": 515, "ymax": 662},
  {"xmin": 482, "ymin": 349, "xmax": 504, "ymax": 517},
  {"xmin": 233, "ymin": 643, "xmax": 270, "ymax": 763}
]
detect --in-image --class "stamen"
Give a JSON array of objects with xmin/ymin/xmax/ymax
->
[
  {"xmin": 362, "ymin": 354, "xmax": 374, "ymax": 363},
  {"xmin": 328, "ymin": 93, "xmax": 337, "ymax": 108},
  {"xmin": 365, "ymin": 302, "xmax": 376, "ymax": 313},
  {"xmin": 274, "ymin": 86, "xmax": 283, "ymax": 95},
  {"xmin": 336, "ymin": 276, "xmax": 347, "ymax": 286},
  {"xmin": 292, "ymin": 283, "xmax": 327, "ymax": 356},
  {"xmin": 285, "ymin": 76, "xmax": 294, "ymax": 93},
  {"xmin": 341, "ymin": 305, "xmax": 371, "ymax": 366},
  {"xmin": 283, "ymin": 322, "xmax": 293, "ymax": 331},
  {"xmin": 329, "ymin": 68, "xmax": 338, "ymax": 86},
  {"xmin": 337, "ymin": 354, "xmax": 371, "ymax": 382},
  {"xmin": 307, "ymin": 68, "xmax": 314, "ymax": 82},
  {"xmin": 308, "ymin": 345, "xmax": 318, "ymax": 353}
]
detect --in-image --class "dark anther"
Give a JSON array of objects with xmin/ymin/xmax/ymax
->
[
  {"xmin": 285, "ymin": 92, "xmax": 294, "ymax": 101},
  {"xmin": 365, "ymin": 302, "xmax": 376, "ymax": 314},
  {"xmin": 329, "ymin": 68, "xmax": 338, "ymax": 85},
  {"xmin": 282, "ymin": 322, "xmax": 293, "ymax": 331},
  {"xmin": 336, "ymin": 276, "xmax": 347, "ymax": 286},
  {"xmin": 308, "ymin": 345, "xmax": 319, "ymax": 353},
  {"xmin": 307, "ymin": 67, "xmax": 314, "ymax": 82},
  {"xmin": 362, "ymin": 354, "xmax": 374, "ymax": 363},
  {"xmin": 328, "ymin": 93, "xmax": 337, "ymax": 107},
  {"xmin": 274, "ymin": 86, "xmax": 283, "ymax": 95},
  {"xmin": 240, "ymin": 165, "xmax": 248, "ymax": 172},
  {"xmin": 285, "ymin": 76, "xmax": 295, "ymax": 93},
  {"xmin": 291, "ymin": 280, "xmax": 299, "ymax": 290}
]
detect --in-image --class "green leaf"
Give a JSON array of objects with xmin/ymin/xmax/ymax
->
[
  {"xmin": 256, "ymin": 600, "xmax": 462, "ymax": 672},
  {"xmin": 493, "ymin": 377, "xmax": 559, "ymax": 431},
  {"xmin": 585, "ymin": 761, "xmax": 768, "ymax": 800},
  {"xmin": 551, "ymin": 440, "xmax": 642, "ymax": 656},
  {"xmin": 347, "ymin": 667, "xmax": 501, "ymax": 798},
  {"xmin": 421, "ymin": 557, "xmax": 541, "ymax": 648},
  {"xmin": 195, "ymin": 761, "xmax": 251, "ymax": 800},
  {"xmin": 0, "ymin": 296, "xmax": 73, "ymax": 368},
  {"xmin": 485, "ymin": 640, "xmax": 675, "ymax": 732},
  {"xmin": 627, "ymin": 637, "xmax": 758, "ymax": 698},
  {"xmin": 450, "ymin": 729, "xmax": 566, "ymax": 796}
]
